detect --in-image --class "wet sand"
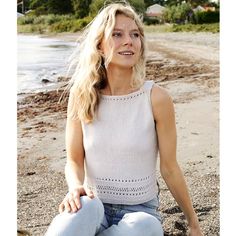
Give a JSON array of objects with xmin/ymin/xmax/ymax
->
[{"xmin": 17, "ymin": 32, "xmax": 219, "ymax": 235}]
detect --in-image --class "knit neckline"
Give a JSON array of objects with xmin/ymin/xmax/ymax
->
[{"xmin": 100, "ymin": 83, "xmax": 145, "ymax": 100}]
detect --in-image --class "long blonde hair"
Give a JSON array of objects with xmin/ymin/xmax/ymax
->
[{"xmin": 68, "ymin": 2, "xmax": 146, "ymax": 123}]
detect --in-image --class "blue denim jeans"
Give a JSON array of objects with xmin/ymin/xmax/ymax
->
[{"xmin": 45, "ymin": 196, "xmax": 163, "ymax": 236}]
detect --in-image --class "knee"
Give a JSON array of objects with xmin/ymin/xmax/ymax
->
[
  {"xmin": 123, "ymin": 212, "xmax": 163, "ymax": 236},
  {"xmin": 80, "ymin": 196, "xmax": 104, "ymax": 213},
  {"xmin": 45, "ymin": 196, "xmax": 104, "ymax": 236},
  {"xmin": 66, "ymin": 196, "xmax": 104, "ymax": 222}
]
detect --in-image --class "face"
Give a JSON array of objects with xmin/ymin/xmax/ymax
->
[{"xmin": 100, "ymin": 14, "xmax": 142, "ymax": 70}]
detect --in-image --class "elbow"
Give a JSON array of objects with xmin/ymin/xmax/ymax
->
[{"xmin": 160, "ymin": 161, "xmax": 180, "ymax": 180}]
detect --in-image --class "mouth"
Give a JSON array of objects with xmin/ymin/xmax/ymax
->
[{"xmin": 118, "ymin": 51, "xmax": 134, "ymax": 56}]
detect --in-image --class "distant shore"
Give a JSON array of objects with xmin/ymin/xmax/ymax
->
[{"xmin": 17, "ymin": 32, "xmax": 219, "ymax": 235}]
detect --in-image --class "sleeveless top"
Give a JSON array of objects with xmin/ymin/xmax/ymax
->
[{"xmin": 81, "ymin": 80, "xmax": 158, "ymax": 205}]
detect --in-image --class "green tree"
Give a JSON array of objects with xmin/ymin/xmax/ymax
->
[
  {"xmin": 89, "ymin": 0, "xmax": 145, "ymax": 17},
  {"xmin": 165, "ymin": 0, "xmax": 182, "ymax": 6},
  {"xmin": 47, "ymin": 0, "xmax": 73, "ymax": 14},
  {"xmin": 72, "ymin": 0, "xmax": 92, "ymax": 18},
  {"xmin": 29, "ymin": 0, "xmax": 48, "ymax": 15},
  {"xmin": 29, "ymin": 0, "xmax": 46, "ymax": 9},
  {"xmin": 185, "ymin": 0, "xmax": 209, "ymax": 8},
  {"xmin": 89, "ymin": 0, "xmax": 104, "ymax": 17},
  {"xmin": 165, "ymin": 0, "xmax": 210, "ymax": 7},
  {"xmin": 130, "ymin": 0, "xmax": 145, "ymax": 14},
  {"xmin": 163, "ymin": 2, "xmax": 192, "ymax": 23}
]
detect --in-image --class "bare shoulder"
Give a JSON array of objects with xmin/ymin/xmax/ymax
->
[
  {"xmin": 151, "ymin": 84, "xmax": 173, "ymax": 107},
  {"xmin": 150, "ymin": 84, "xmax": 175, "ymax": 121}
]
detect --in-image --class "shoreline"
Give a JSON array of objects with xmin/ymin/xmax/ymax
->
[{"xmin": 17, "ymin": 32, "xmax": 219, "ymax": 235}]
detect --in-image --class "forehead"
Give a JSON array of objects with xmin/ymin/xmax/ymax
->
[{"xmin": 114, "ymin": 14, "xmax": 139, "ymax": 30}]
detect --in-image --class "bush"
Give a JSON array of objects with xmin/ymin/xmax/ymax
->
[
  {"xmin": 163, "ymin": 3, "xmax": 192, "ymax": 24},
  {"xmin": 44, "ymin": 14, "xmax": 62, "ymax": 25},
  {"xmin": 172, "ymin": 23, "xmax": 219, "ymax": 33},
  {"xmin": 194, "ymin": 10, "xmax": 219, "ymax": 24},
  {"xmin": 143, "ymin": 16, "xmax": 161, "ymax": 25},
  {"xmin": 33, "ymin": 15, "xmax": 47, "ymax": 24},
  {"xmin": 17, "ymin": 15, "xmax": 35, "ymax": 25},
  {"xmin": 49, "ymin": 20, "xmax": 74, "ymax": 32}
]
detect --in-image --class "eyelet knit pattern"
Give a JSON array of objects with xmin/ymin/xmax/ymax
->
[
  {"xmin": 101, "ymin": 91, "xmax": 145, "ymax": 101},
  {"xmin": 82, "ymin": 81, "xmax": 158, "ymax": 205}
]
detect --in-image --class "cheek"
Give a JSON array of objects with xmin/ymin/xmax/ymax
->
[
  {"xmin": 136, "ymin": 40, "xmax": 142, "ymax": 56},
  {"xmin": 113, "ymin": 39, "xmax": 123, "ymax": 50}
]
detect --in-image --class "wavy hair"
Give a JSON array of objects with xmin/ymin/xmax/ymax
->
[{"xmin": 68, "ymin": 2, "xmax": 146, "ymax": 123}]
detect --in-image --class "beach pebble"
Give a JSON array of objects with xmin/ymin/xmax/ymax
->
[{"xmin": 41, "ymin": 79, "xmax": 51, "ymax": 83}]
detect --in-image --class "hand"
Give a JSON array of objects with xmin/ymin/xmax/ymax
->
[
  {"xmin": 59, "ymin": 186, "xmax": 94, "ymax": 213},
  {"xmin": 188, "ymin": 225, "xmax": 203, "ymax": 236}
]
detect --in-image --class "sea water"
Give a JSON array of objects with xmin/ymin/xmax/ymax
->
[{"xmin": 17, "ymin": 35, "xmax": 76, "ymax": 94}]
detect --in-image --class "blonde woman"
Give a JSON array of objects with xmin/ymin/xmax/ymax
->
[{"xmin": 45, "ymin": 2, "xmax": 202, "ymax": 236}]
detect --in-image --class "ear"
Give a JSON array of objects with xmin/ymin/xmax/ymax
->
[{"xmin": 96, "ymin": 42, "xmax": 102, "ymax": 53}]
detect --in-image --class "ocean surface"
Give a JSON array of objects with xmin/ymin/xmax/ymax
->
[{"xmin": 17, "ymin": 35, "xmax": 76, "ymax": 94}]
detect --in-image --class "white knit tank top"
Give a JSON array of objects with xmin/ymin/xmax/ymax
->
[{"xmin": 82, "ymin": 80, "xmax": 158, "ymax": 205}]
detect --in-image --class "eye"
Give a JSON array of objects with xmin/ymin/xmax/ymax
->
[
  {"xmin": 131, "ymin": 32, "xmax": 140, "ymax": 38},
  {"xmin": 112, "ymin": 32, "xmax": 122, "ymax": 37}
]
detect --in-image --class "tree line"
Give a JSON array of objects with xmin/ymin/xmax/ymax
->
[{"xmin": 17, "ymin": 0, "xmax": 218, "ymax": 18}]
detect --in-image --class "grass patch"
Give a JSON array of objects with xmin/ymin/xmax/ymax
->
[
  {"xmin": 172, "ymin": 23, "xmax": 219, "ymax": 33},
  {"xmin": 17, "ymin": 14, "xmax": 93, "ymax": 34},
  {"xmin": 144, "ymin": 23, "xmax": 219, "ymax": 33},
  {"xmin": 17, "ymin": 14, "xmax": 219, "ymax": 34}
]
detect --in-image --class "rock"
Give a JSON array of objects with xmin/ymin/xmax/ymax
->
[
  {"xmin": 26, "ymin": 172, "xmax": 36, "ymax": 176},
  {"xmin": 57, "ymin": 76, "xmax": 71, "ymax": 82},
  {"xmin": 206, "ymin": 155, "xmax": 213, "ymax": 158},
  {"xmin": 17, "ymin": 229, "xmax": 31, "ymax": 236},
  {"xmin": 41, "ymin": 79, "xmax": 51, "ymax": 84},
  {"xmin": 174, "ymin": 220, "xmax": 187, "ymax": 232}
]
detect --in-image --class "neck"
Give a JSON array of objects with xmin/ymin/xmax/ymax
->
[{"xmin": 104, "ymin": 66, "xmax": 134, "ymax": 95}]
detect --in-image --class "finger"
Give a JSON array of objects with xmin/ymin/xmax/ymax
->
[
  {"xmin": 86, "ymin": 190, "xmax": 94, "ymax": 198},
  {"xmin": 72, "ymin": 192, "xmax": 81, "ymax": 209},
  {"xmin": 69, "ymin": 199, "xmax": 79, "ymax": 213},
  {"xmin": 64, "ymin": 200, "xmax": 71, "ymax": 213},
  {"xmin": 72, "ymin": 189, "xmax": 84, "ymax": 210},
  {"xmin": 59, "ymin": 202, "xmax": 65, "ymax": 213}
]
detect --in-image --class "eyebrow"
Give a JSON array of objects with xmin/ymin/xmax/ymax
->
[{"xmin": 113, "ymin": 28, "xmax": 140, "ymax": 32}]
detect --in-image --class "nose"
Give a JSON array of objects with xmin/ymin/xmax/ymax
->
[{"xmin": 123, "ymin": 34, "xmax": 133, "ymax": 46}]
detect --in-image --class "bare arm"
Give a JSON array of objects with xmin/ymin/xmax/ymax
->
[
  {"xmin": 65, "ymin": 93, "xmax": 85, "ymax": 191},
  {"xmin": 151, "ymin": 85, "xmax": 202, "ymax": 235},
  {"xmin": 59, "ymin": 93, "xmax": 94, "ymax": 213}
]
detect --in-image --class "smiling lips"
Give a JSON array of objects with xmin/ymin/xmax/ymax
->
[{"xmin": 118, "ymin": 50, "xmax": 134, "ymax": 55}]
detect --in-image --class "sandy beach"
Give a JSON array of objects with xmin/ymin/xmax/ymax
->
[{"xmin": 17, "ymin": 31, "xmax": 219, "ymax": 235}]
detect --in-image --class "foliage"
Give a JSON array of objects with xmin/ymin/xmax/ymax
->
[
  {"xmin": 143, "ymin": 16, "xmax": 161, "ymax": 25},
  {"xmin": 72, "ymin": 0, "xmax": 92, "ymax": 18},
  {"xmin": 130, "ymin": 0, "xmax": 145, "ymax": 14},
  {"xmin": 194, "ymin": 10, "xmax": 219, "ymax": 24},
  {"xmin": 47, "ymin": 0, "xmax": 73, "ymax": 14},
  {"xmin": 165, "ymin": 0, "xmax": 209, "ymax": 7},
  {"xmin": 163, "ymin": 3, "xmax": 192, "ymax": 24},
  {"xmin": 143, "ymin": 22, "xmax": 219, "ymax": 33},
  {"xmin": 17, "ymin": 14, "xmax": 93, "ymax": 34},
  {"xmin": 89, "ymin": 0, "xmax": 145, "ymax": 17},
  {"xmin": 171, "ymin": 22, "xmax": 219, "ymax": 33},
  {"xmin": 18, "ymin": 15, "xmax": 35, "ymax": 25},
  {"xmin": 71, "ymin": 16, "xmax": 94, "ymax": 32},
  {"xmin": 17, "ymin": 0, "xmax": 220, "ymax": 34},
  {"xmin": 89, "ymin": 0, "xmax": 105, "ymax": 17},
  {"xmin": 29, "ymin": 0, "xmax": 47, "ymax": 10},
  {"xmin": 185, "ymin": 0, "xmax": 210, "ymax": 8}
]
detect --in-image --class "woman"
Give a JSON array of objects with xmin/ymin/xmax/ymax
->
[{"xmin": 45, "ymin": 2, "xmax": 203, "ymax": 236}]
